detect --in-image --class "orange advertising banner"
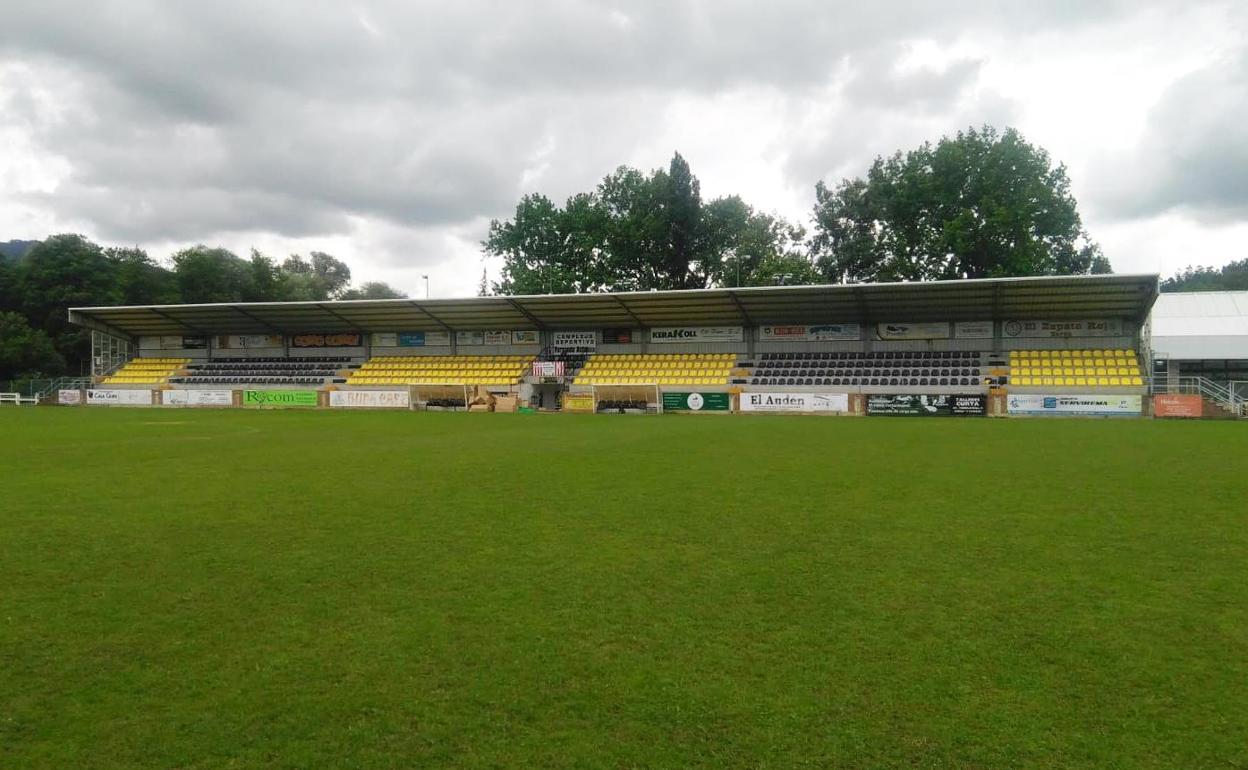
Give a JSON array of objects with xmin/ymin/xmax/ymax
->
[{"xmin": 1154, "ymin": 394, "xmax": 1203, "ymax": 418}]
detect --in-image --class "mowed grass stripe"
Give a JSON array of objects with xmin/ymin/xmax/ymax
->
[{"xmin": 1, "ymin": 409, "xmax": 1245, "ymax": 768}]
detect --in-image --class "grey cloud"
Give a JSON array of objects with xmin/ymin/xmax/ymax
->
[
  {"xmin": 0, "ymin": 0, "xmax": 1183, "ymax": 247},
  {"xmin": 1093, "ymin": 52, "xmax": 1248, "ymax": 223}
]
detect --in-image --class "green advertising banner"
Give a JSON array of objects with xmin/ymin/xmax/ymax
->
[
  {"xmin": 662, "ymin": 392, "xmax": 730, "ymax": 412},
  {"xmin": 243, "ymin": 390, "xmax": 318, "ymax": 407}
]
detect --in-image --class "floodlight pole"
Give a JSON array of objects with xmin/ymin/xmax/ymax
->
[{"xmin": 422, "ymin": 275, "xmax": 429, "ymax": 299}]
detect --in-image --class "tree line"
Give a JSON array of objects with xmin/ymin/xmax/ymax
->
[
  {"xmin": 0, "ymin": 236, "xmax": 404, "ymax": 380},
  {"xmin": 485, "ymin": 126, "xmax": 1113, "ymax": 294}
]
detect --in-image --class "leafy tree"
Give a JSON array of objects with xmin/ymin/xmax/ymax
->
[
  {"xmin": 811, "ymin": 126, "xmax": 1109, "ymax": 282},
  {"xmin": 489, "ymin": 153, "xmax": 807, "ymax": 293},
  {"xmin": 0, "ymin": 311, "xmax": 65, "ymax": 379},
  {"xmin": 16, "ymin": 234, "xmax": 121, "ymax": 368},
  {"xmin": 339, "ymin": 282, "xmax": 407, "ymax": 300},
  {"xmin": 1161, "ymin": 259, "xmax": 1248, "ymax": 292},
  {"xmin": 173, "ymin": 246, "xmax": 253, "ymax": 303},
  {"xmin": 106, "ymin": 247, "xmax": 180, "ymax": 305},
  {"xmin": 477, "ymin": 267, "xmax": 489, "ymax": 297}
]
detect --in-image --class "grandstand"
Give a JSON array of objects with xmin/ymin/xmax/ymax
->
[{"xmin": 59, "ymin": 273, "xmax": 1190, "ymax": 416}]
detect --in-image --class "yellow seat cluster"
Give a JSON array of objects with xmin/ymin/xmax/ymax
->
[
  {"xmin": 349, "ymin": 355, "xmax": 532, "ymax": 386},
  {"xmin": 1008, "ymin": 349, "xmax": 1143, "ymax": 387},
  {"xmin": 574, "ymin": 353, "xmax": 737, "ymax": 386},
  {"xmin": 102, "ymin": 358, "xmax": 189, "ymax": 384}
]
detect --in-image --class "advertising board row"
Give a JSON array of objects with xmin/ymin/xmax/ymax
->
[
  {"xmin": 662, "ymin": 392, "xmax": 731, "ymax": 411},
  {"xmin": 739, "ymin": 392, "xmax": 849, "ymax": 413}
]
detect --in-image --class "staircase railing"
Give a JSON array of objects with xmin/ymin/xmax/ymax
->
[
  {"xmin": 34, "ymin": 376, "xmax": 93, "ymax": 401},
  {"xmin": 1152, "ymin": 376, "xmax": 1244, "ymax": 416}
]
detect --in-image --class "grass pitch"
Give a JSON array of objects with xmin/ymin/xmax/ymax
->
[{"xmin": 1, "ymin": 408, "xmax": 1246, "ymax": 769}]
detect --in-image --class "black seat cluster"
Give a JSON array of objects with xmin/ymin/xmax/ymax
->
[
  {"xmin": 596, "ymin": 399, "xmax": 647, "ymax": 412},
  {"xmin": 538, "ymin": 346, "xmax": 592, "ymax": 377},
  {"xmin": 426, "ymin": 398, "xmax": 466, "ymax": 408},
  {"xmin": 169, "ymin": 357, "xmax": 352, "ymax": 386},
  {"xmin": 750, "ymin": 351, "xmax": 984, "ymax": 388}
]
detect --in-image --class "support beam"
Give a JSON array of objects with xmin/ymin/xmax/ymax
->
[
  {"xmin": 409, "ymin": 301, "xmax": 454, "ymax": 332},
  {"xmin": 610, "ymin": 295, "xmax": 646, "ymax": 328},
  {"xmin": 231, "ymin": 306, "xmax": 284, "ymax": 334},
  {"xmin": 504, "ymin": 298, "xmax": 546, "ymax": 330},
  {"xmin": 316, "ymin": 303, "xmax": 365, "ymax": 333},
  {"xmin": 148, "ymin": 307, "xmax": 208, "ymax": 336},
  {"xmin": 66, "ymin": 310, "xmax": 135, "ymax": 343},
  {"xmin": 726, "ymin": 290, "xmax": 754, "ymax": 326}
]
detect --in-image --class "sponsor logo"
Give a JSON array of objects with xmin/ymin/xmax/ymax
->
[{"xmin": 243, "ymin": 390, "xmax": 318, "ymax": 406}]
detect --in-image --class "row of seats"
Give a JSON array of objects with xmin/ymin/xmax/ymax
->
[
  {"xmin": 1013, "ymin": 376, "xmax": 1144, "ymax": 387},
  {"xmin": 172, "ymin": 358, "xmax": 343, "ymax": 385},
  {"xmin": 349, "ymin": 355, "xmax": 533, "ymax": 386},
  {"xmin": 574, "ymin": 353, "xmax": 737, "ymax": 386},
  {"xmin": 103, "ymin": 358, "xmax": 190, "ymax": 384},
  {"xmin": 761, "ymin": 351, "xmax": 980, "ymax": 362},
  {"xmin": 751, "ymin": 376, "xmax": 983, "ymax": 387}
]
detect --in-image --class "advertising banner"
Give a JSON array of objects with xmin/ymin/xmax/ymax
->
[
  {"xmin": 1153, "ymin": 394, "xmax": 1203, "ymax": 418},
  {"xmin": 218, "ymin": 334, "xmax": 284, "ymax": 349},
  {"xmin": 243, "ymin": 390, "xmax": 318, "ymax": 407},
  {"xmin": 1001, "ymin": 319, "xmax": 1124, "ymax": 339},
  {"xmin": 602, "ymin": 328, "xmax": 634, "ymax": 344},
  {"xmin": 87, "ymin": 389, "xmax": 152, "ymax": 406},
  {"xmin": 456, "ymin": 331, "xmax": 485, "ymax": 346},
  {"xmin": 163, "ymin": 389, "xmax": 233, "ymax": 407},
  {"xmin": 58, "ymin": 389, "xmax": 82, "ymax": 405},
  {"xmin": 661, "ymin": 392, "xmax": 731, "ymax": 411},
  {"xmin": 159, "ymin": 335, "xmax": 184, "ymax": 349},
  {"xmin": 396, "ymin": 331, "xmax": 451, "ymax": 347},
  {"xmin": 651, "ymin": 326, "xmax": 744, "ymax": 344},
  {"xmin": 532, "ymin": 361, "xmax": 565, "ymax": 377},
  {"xmin": 563, "ymin": 393, "xmax": 596, "ymax": 412},
  {"xmin": 954, "ymin": 321, "xmax": 994, "ymax": 339},
  {"xmin": 553, "ymin": 331, "xmax": 596, "ymax": 348},
  {"xmin": 740, "ymin": 392, "xmax": 849, "ymax": 413},
  {"xmin": 371, "ymin": 332, "xmax": 398, "ymax": 347},
  {"xmin": 867, "ymin": 394, "xmax": 987, "ymax": 416},
  {"xmin": 329, "ymin": 390, "xmax": 410, "ymax": 409},
  {"xmin": 876, "ymin": 322, "xmax": 951, "ymax": 340},
  {"xmin": 759, "ymin": 324, "xmax": 861, "ymax": 341},
  {"xmin": 1007, "ymin": 394, "xmax": 1142, "ymax": 416},
  {"xmin": 512, "ymin": 330, "xmax": 540, "ymax": 345},
  {"xmin": 292, "ymin": 333, "xmax": 362, "ymax": 348}
]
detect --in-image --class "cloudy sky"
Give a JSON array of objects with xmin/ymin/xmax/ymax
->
[{"xmin": 1, "ymin": 1, "xmax": 1245, "ymax": 297}]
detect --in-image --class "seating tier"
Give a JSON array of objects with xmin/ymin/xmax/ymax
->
[
  {"xmin": 1008, "ymin": 349, "xmax": 1143, "ymax": 387},
  {"xmin": 574, "ymin": 353, "xmax": 736, "ymax": 386},
  {"xmin": 103, "ymin": 358, "xmax": 189, "ymax": 384},
  {"xmin": 349, "ymin": 355, "xmax": 532, "ymax": 386}
]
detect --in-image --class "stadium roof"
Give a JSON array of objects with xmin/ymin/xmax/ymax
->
[
  {"xmin": 1150, "ymin": 291, "xmax": 1248, "ymax": 360},
  {"xmin": 69, "ymin": 273, "xmax": 1160, "ymax": 339}
]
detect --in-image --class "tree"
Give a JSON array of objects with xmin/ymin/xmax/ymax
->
[
  {"xmin": 173, "ymin": 246, "xmax": 253, "ymax": 303},
  {"xmin": 339, "ymin": 282, "xmax": 407, "ymax": 300},
  {"xmin": 0, "ymin": 311, "xmax": 66, "ymax": 379},
  {"xmin": 106, "ymin": 247, "xmax": 180, "ymax": 305},
  {"xmin": 488, "ymin": 153, "xmax": 809, "ymax": 294},
  {"xmin": 811, "ymin": 126, "xmax": 1109, "ymax": 282},
  {"xmin": 477, "ymin": 266, "xmax": 489, "ymax": 297},
  {"xmin": 1161, "ymin": 259, "xmax": 1248, "ymax": 292}
]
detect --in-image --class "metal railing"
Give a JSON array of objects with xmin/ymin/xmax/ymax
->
[{"xmin": 33, "ymin": 377, "xmax": 94, "ymax": 401}]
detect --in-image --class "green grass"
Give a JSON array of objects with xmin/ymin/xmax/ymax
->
[{"xmin": 1, "ymin": 409, "xmax": 1246, "ymax": 769}]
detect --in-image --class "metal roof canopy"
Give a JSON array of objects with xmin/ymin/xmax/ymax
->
[{"xmin": 69, "ymin": 273, "xmax": 1160, "ymax": 339}]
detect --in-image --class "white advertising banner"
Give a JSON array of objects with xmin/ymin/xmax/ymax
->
[
  {"xmin": 759, "ymin": 324, "xmax": 861, "ymax": 341},
  {"xmin": 483, "ymin": 331, "xmax": 511, "ymax": 346},
  {"xmin": 58, "ymin": 389, "xmax": 82, "ymax": 405},
  {"xmin": 876, "ymin": 322, "xmax": 951, "ymax": 340},
  {"xmin": 1007, "ymin": 394, "xmax": 1141, "ymax": 416},
  {"xmin": 552, "ymin": 331, "xmax": 596, "ymax": 348},
  {"xmin": 740, "ymin": 392, "xmax": 850, "ymax": 413},
  {"xmin": 456, "ymin": 331, "xmax": 485, "ymax": 346},
  {"xmin": 651, "ymin": 326, "xmax": 744, "ymax": 344},
  {"xmin": 512, "ymin": 330, "xmax": 540, "ymax": 345},
  {"xmin": 954, "ymin": 321, "xmax": 994, "ymax": 339},
  {"xmin": 329, "ymin": 390, "xmax": 411, "ymax": 409},
  {"xmin": 163, "ymin": 389, "xmax": 233, "ymax": 407},
  {"xmin": 532, "ymin": 361, "xmax": 564, "ymax": 377},
  {"xmin": 87, "ymin": 389, "xmax": 152, "ymax": 406},
  {"xmin": 1002, "ymin": 319, "xmax": 1124, "ymax": 338},
  {"xmin": 371, "ymin": 332, "xmax": 398, "ymax": 347}
]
